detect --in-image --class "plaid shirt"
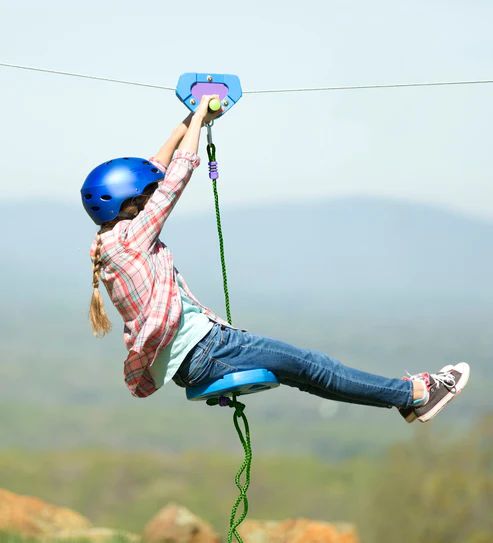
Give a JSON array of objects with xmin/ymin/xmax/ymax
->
[{"xmin": 90, "ymin": 149, "xmax": 231, "ymax": 398}]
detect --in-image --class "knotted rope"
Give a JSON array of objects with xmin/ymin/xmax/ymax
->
[{"xmin": 206, "ymin": 125, "xmax": 252, "ymax": 543}]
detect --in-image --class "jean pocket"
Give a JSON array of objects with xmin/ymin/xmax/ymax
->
[
  {"xmin": 210, "ymin": 357, "xmax": 237, "ymax": 376},
  {"xmin": 186, "ymin": 355, "xmax": 216, "ymax": 386}
]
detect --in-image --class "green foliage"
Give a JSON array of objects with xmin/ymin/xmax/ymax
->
[
  {"xmin": 0, "ymin": 534, "xmax": 133, "ymax": 543},
  {"xmin": 1, "ymin": 415, "xmax": 492, "ymax": 542},
  {"xmin": 0, "ymin": 534, "xmax": 38, "ymax": 543},
  {"xmin": 365, "ymin": 414, "xmax": 493, "ymax": 543},
  {"xmin": 0, "ymin": 449, "xmax": 356, "ymax": 533}
]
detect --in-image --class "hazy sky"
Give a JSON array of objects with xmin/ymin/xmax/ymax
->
[{"xmin": 1, "ymin": 0, "xmax": 492, "ymax": 220}]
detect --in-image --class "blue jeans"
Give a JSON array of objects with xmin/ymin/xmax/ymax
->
[{"xmin": 173, "ymin": 323, "xmax": 413, "ymax": 408}]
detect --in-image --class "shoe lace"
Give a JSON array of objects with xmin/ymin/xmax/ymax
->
[
  {"xmin": 430, "ymin": 370, "xmax": 457, "ymax": 392},
  {"xmin": 404, "ymin": 369, "xmax": 457, "ymax": 392}
]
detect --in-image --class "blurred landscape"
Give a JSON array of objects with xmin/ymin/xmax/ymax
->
[{"xmin": 1, "ymin": 196, "xmax": 492, "ymax": 542}]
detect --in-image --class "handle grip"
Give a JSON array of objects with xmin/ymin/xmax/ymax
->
[{"xmin": 208, "ymin": 98, "xmax": 221, "ymax": 112}]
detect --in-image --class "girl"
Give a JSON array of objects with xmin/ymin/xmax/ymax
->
[{"xmin": 82, "ymin": 94, "xmax": 470, "ymax": 423}]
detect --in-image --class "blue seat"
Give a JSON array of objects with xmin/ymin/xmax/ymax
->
[{"xmin": 186, "ymin": 369, "xmax": 279, "ymax": 401}]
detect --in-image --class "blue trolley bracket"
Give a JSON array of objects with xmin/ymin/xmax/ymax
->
[
  {"xmin": 176, "ymin": 72, "xmax": 242, "ymax": 116},
  {"xmin": 186, "ymin": 369, "xmax": 279, "ymax": 402}
]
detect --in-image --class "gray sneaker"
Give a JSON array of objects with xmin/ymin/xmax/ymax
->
[
  {"xmin": 413, "ymin": 363, "xmax": 470, "ymax": 422},
  {"xmin": 398, "ymin": 405, "xmax": 417, "ymax": 423},
  {"xmin": 398, "ymin": 364, "xmax": 455, "ymax": 423}
]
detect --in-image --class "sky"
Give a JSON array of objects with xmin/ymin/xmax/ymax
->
[{"xmin": 1, "ymin": 0, "xmax": 492, "ymax": 220}]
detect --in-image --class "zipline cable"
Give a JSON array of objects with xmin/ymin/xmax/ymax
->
[
  {"xmin": 0, "ymin": 62, "xmax": 175, "ymax": 91},
  {"xmin": 245, "ymin": 79, "xmax": 493, "ymax": 93},
  {"xmin": 1, "ymin": 62, "xmax": 493, "ymax": 94}
]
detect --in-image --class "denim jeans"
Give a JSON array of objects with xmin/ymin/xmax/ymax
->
[{"xmin": 173, "ymin": 323, "xmax": 413, "ymax": 408}]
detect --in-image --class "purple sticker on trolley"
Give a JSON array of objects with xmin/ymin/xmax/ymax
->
[{"xmin": 192, "ymin": 83, "xmax": 229, "ymax": 100}]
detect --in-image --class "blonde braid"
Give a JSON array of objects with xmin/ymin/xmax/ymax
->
[
  {"xmin": 87, "ymin": 187, "xmax": 157, "ymax": 336},
  {"xmin": 89, "ymin": 231, "xmax": 112, "ymax": 336}
]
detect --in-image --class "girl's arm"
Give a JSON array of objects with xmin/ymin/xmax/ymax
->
[
  {"xmin": 152, "ymin": 112, "xmax": 194, "ymax": 168},
  {"xmin": 123, "ymin": 95, "xmax": 221, "ymax": 251},
  {"xmin": 152, "ymin": 93, "xmax": 221, "ymax": 167}
]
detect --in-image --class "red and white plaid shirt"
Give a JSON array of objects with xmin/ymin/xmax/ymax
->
[{"xmin": 90, "ymin": 149, "xmax": 231, "ymax": 398}]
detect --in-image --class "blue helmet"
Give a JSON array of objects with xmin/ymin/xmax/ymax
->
[{"xmin": 81, "ymin": 157, "xmax": 164, "ymax": 225}]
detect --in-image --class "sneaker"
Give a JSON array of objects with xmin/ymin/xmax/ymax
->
[
  {"xmin": 412, "ymin": 363, "xmax": 470, "ymax": 423},
  {"xmin": 398, "ymin": 405, "xmax": 417, "ymax": 423},
  {"xmin": 398, "ymin": 364, "xmax": 454, "ymax": 423}
]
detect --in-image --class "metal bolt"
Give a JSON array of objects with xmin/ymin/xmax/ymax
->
[
  {"xmin": 207, "ymin": 75, "xmax": 213, "ymax": 82},
  {"xmin": 222, "ymin": 99, "xmax": 229, "ymax": 107},
  {"xmin": 190, "ymin": 98, "xmax": 196, "ymax": 105}
]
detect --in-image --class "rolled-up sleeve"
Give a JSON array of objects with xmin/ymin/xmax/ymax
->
[{"xmin": 149, "ymin": 157, "xmax": 168, "ymax": 174}]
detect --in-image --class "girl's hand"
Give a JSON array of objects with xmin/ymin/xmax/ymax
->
[{"xmin": 194, "ymin": 94, "xmax": 224, "ymax": 126}]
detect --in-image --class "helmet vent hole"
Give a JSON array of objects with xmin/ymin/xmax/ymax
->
[
  {"xmin": 143, "ymin": 160, "xmax": 150, "ymax": 165},
  {"xmin": 91, "ymin": 206, "xmax": 100, "ymax": 211},
  {"xmin": 151, "ymin": 168, "xmax": 158, "ymax": 173},
  {"xmin": 100, "ymin": 195, "xmax": 112, "ymax": 201},
  {"xmin": 123, "ymin": 157, "xmax": 129, "ymax": 160},
  {"xmin": 84, "ymin": 193, "xmax": 92, "ymax": 199}
]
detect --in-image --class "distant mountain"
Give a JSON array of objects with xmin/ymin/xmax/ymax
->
[
  {"xmin": 1, "ymin": 197, "xmax": 491, "ymax": 457},
  {"xmin": 2, "ymin": 196, "xmax": 492, "ymax": 311}
]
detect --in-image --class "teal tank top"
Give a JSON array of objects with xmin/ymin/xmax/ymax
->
[{"xmin": 149, "ymin": 281, "xmax": 214, "ymax": 389}]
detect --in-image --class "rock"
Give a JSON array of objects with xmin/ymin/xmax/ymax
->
[
  {"xmin": 238, "ymin": 518, "xmax": 359, "ymax": 543},
  {"xmin": 0, "ymin": 488, "xmax": 92, "ymax": 539},
  {"xmin": 142, "ymin": 504, "xmax": 220, "ymax": 543},
  {"xmin": 52, "ymin": 527, "xmax": 140, "ymax": 543}
]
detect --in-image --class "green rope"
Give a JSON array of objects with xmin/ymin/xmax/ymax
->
[
  {"xmin": 228, "ymin": 396, "xmax": 252, "ymax": 543},
  {"xmin": 207, "ymin": 141, "xmax": 232, "ymax": 325},
  {"xmin": 207, "ymin": 138, "xmax": 252, "ymax": 543}
]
